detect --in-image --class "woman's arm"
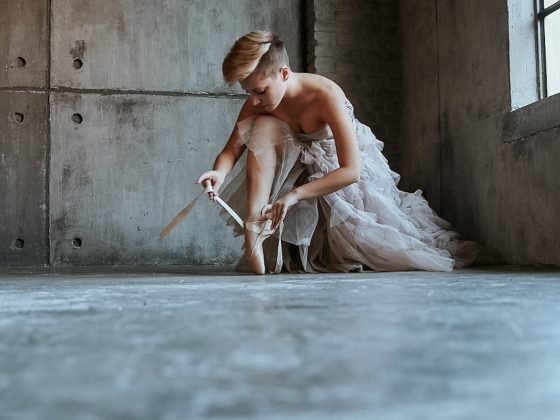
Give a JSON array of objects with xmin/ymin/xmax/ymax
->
[
  {"xmin": 211, "ymin": 128, "xmax": 246, "ymax": 176},
  {"xmin": 269, "ymin": 91, "xmax": 361, "ymax": 228},
  {"xmin": 197, "ymin": 100, "xmax": 257, "ymax": 199},
  {"xmin": 294, "ymin": 94, "xmax": 360, "ymax": 198}
]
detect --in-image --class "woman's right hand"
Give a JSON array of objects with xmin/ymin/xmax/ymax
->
[{"xmin": 196, "ymin": 170, "xmax": 225, "ymax": 201}]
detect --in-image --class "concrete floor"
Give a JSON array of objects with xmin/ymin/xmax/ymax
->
[{"xmin": 1, "ymin": 265, "xmax": 560, "ymax": 420}]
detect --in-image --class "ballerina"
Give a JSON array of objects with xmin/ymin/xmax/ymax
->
[{"xmin": 196, "ymin": 30, "xmax": 487, "ymax": 274}]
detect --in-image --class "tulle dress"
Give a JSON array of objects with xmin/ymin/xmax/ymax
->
[{"xmin": 217, "ymin": 98, "xmax": 485, "ymax": 273}]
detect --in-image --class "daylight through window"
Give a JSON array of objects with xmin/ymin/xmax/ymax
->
[{"xmin": 537, "ymin": 0, "xmax": 560, "ymax": 97}]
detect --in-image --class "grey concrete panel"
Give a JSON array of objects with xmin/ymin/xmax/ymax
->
[
  {"xmin": 0, "ymin": 92, "xmax": 48, "ymax": 266},
  {"xmin": 492, "ymin": 126, "xmax": 560, "ymax": 264},
  {"xmin": 0, "ymin": 0, "xmax": 49, "ymax": 88},
  {"xmin": 435, "ymin": 0, "xmax": 511, "ymax": 124},
  {"xmin": 398, "ymin": 0, "xmax": 441, "ymax": 212},
  {"xmin": 434, "ymin": 0, "xmax": 513, "ymax": 250},
  {"xmin": 51, "ymin": 0, "xmax": 305, "ymax": 93},
  {"xmin": 49, "ymin": 92, "xmax": 246, "ymax": 266}
]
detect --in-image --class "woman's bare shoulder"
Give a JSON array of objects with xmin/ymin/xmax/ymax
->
[{"xmin": 299, "ymin": 73, "xmax": 346, "ymax": 105}]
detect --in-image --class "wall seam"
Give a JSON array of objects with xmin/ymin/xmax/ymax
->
[
  {"xmin": 45, "ymin": 0, "xmax": 52, "ymax": 267},
  {"xmin": 301, "ymin": 0, "xmax": 307, "ymax": 72},
  {"xmin": 0, "ymin": 86, "xmax": 248, "ymax": 100},
  {"xmin": 48, "ymin": 87, "xmax": 246, "ymax": 99},
  {"xmin": 435, "ymin": 0, "xmax": 443, "ymax": 215},
  {"xmin": 305, "ymin": 0, "xmax": 316, "ymax": 73}
]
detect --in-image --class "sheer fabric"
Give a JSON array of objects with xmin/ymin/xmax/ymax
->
[{"xmin": 218, "ymin": 99, "xmax": 486, "ymax": 273}]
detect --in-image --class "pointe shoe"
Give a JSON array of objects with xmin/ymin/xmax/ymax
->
[
  {"xmin": 245, "ymin": 219, "xmax": 276, "ymax": 274},
  {"xmin": 244, "ymin": 207, "xmax": 284, "ymax": 275}
]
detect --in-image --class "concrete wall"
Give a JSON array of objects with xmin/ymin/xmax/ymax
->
[
  {"xmin": 0, "ymin": 1, "xmax": 50, "ymax": 266},
  {"xmin": 15, "ymin": 0, "xmax": 555, "ymax": 268},
  {"xmin": 400, "ymin": 0, "xmax": 560, "ymax": 265},
  {"xmin": 399, "ymin": 1, "xmax": 441, "ymax": 211},
  {"xmin": 1, "ymin": 0, "xmax": 306, "ymax": 267}
]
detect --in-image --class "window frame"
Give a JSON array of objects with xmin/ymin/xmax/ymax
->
[
  {"xmin": 536, "ymin": 0, "xmax": 560, "ymax": 99},
  {"xmin": 503, "ymin": 0, "xmax": 560, "ymax": 143}
]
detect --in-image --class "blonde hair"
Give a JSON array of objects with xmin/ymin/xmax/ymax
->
[{"xmin": 222, "ymin": 30, "xmax": 290, "ymax": 84}]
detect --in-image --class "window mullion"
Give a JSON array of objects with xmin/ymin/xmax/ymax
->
[
  {"xmin": 536, "ymin": 0, "xmax": 548, "ymax": 98},
  {"xmin": 539, "ymin": 1, "xmax": 560, "ymax": 18}
]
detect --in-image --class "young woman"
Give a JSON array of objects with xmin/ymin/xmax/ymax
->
[{"xmin": 197, "ymin": 30, "xmax": 485, "ymax": 274}]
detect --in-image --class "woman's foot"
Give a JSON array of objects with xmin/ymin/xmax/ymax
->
[{"xmin": 244, "ymin": 218, "xmax": 276, "ymax": 274}]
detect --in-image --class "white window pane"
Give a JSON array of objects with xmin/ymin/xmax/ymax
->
[
  {"xmin": 544, "ymin": 0, "xmax": 559, "ymax": 8},
  {"xmin": 545, "ymin": 11, "xmax": 560, "ymax": 96}
]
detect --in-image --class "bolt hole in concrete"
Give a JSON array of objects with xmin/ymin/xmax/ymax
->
[
  {"xmin": 71, "ymin": 113, "xmax": 83, "ymax": 124},
  {"xmin": 72, "ymin": 238, "xmax": 82, "ymax": 249},
  {"xmin": 14, "ymin": 113, "xmax": 24, "ymax": 123},
  {"xmin": 16, "ymin": 57, "xmax": 26, "ymax": 68},
  {"xmin": 73, "ymin": 59, "xmax": 83, "ymax": 69},
  {"xmin": 14, "ymin": 238, "xmax": 24, "ymax": 249}
]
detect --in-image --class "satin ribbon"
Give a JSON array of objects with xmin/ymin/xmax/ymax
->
[
  {"xmin": 160, "ymin": 183, "xmax": 284, "ymax": 274},
  {"xmin": 256, "ymin": 204, "xmax": 284, "ymax": 274},
  {"xmin": 159, "ymin": 183, "xmax": 243, "ymax": 241}
]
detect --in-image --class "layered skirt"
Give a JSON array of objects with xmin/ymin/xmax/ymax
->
[{"xmin": 218, "ymin": 99, "xmax": 484, "ymax": 273}]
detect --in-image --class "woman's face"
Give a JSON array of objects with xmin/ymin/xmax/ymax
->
[{"xmin": 240, "ymin": 68, "xmax": 287, "ymax": 112}]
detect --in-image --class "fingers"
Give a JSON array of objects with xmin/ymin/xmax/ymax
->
[
  {"xmin": 271, "ymin": 203, "xmax": 287, "ymax": 229},
  {"xmin": 196, "ymin": 172, "xmax": 211, "ymax": 184},
  {"xmin": 202, "ymin": 181, "xmax": 216, "ymax": 201},
  {"xmin": 197, "ymin": 170, "xmax": 218, "ymax": 185},
  {"xmin": 197, "ymin": 176, "xmax": 219, "ymax": 201},
  {"xmin": 196, "ymin": 171, "xmax": 224, "ymax": 202},
  {"xmin": 261, "ymin": 204, "xmax": 273, "ymax": 219},
  {"xmin": 212, "ymin": 181, "xmax": 222, "ymax": 195}
]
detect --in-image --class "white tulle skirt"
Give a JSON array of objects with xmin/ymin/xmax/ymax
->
[{"xmin": 218, "ymin": 99, "xmax": 486, "ymax": 273}]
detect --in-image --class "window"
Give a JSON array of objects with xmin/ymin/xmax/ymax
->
[
  {"xmin": 504, "ymin": 0, "xmax": 560, "ymax": 142},
  {"xmin": 508, "ymin": 0, "xmax": 539, "ymax": 109},
  {"xmin": 536, "ymin": 0, "xmax": 560, "ymax": 97}
]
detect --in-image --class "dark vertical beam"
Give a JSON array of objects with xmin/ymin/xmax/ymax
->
[
  {"xmin": 46, "ymin": 0, "xmax": 52, "ymax": 266},
  {"xmin": 435, "ymin": 0, "xmax": 443, "ymax": 214}
]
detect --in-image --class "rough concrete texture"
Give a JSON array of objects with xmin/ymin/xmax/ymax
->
[
  {"xmin": 50, "ymin": 0, "xmax": 306, "ymax": 93},
  {"xmin": 0, "ymin": 0, "xmax": 49, "ymax": 88},
  {"xmin": 1, "ymin": 0, "xmax": 306, "ymax": 267},
  {"xmin": 0, "ymin": 91, "xmax": 49, "ymax": 266},
  {"xmin": 398, "ymin": 0, "xmax": 441, "ymax": 212},
  {"xmin": 311, "ymin": 0, "xmax": 402, "ymax": 172},
  {"xmin": 399, "ymin": 0, "xmax": 560, "ymax": 265},
  {"xmin": 49, "ymin": 92, "xmax": 245, "ymax": 265},
  {"xmin": 1, "ymin": 266, "xmax": 560, "ymax": 419},
  {"xmin": 503, "ymin": 93, "xmax": 560, "ymax": 143}
]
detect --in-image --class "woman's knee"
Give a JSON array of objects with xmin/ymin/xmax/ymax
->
[
  {"xmin": 251, "ymin": 115, "xmax": 284, "ymax": 131},
  {"xmin": 246, "ymin": 116, "xmax": 290, "ymax": 152}
]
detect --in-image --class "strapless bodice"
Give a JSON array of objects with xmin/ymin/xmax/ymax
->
[
  {"xmin": 299, "ymin": 124, "xmax": 333, "ymax": 141},
  {"xmin": 298, "ymin": 98, "xmax": 354, "ymax": 141}
]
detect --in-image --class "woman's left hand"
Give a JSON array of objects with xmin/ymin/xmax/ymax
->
[{"xmin": 268, "ymin": 191, "xmax": 300, "ymax": 229}]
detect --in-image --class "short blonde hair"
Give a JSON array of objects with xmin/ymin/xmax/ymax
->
[{"xmin": 222, "ymin": 30, "xmax": 290, "ymax": 84}]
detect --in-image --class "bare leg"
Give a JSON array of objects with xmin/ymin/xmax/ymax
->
[{"xmin": 245, "ymin": 146, "xmax": 276, "ymax": 274}]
